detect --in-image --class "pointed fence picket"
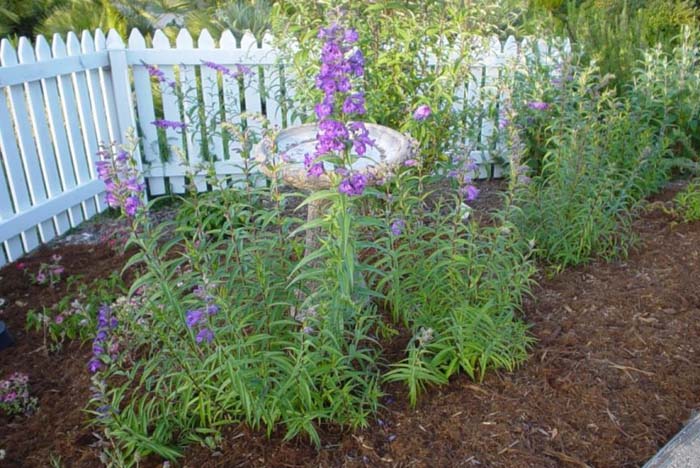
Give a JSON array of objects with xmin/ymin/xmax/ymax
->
[{"xmin": 0, "ymin": 28, "xmax": 570, "ymax": 264}]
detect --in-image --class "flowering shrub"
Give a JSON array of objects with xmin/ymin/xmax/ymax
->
[
  {"xmin": 501, "ymin": 32, "xmax": 700, "ymax": 268},
  {"xmin": 0, "ymin": 373, "xmax": 38, "ymax": 417},
  {"xmin": 86, "ymin": 20, "xmax": 535, "ymax": 466}
]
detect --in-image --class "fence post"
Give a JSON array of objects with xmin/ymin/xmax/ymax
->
[{"xmin": 105, "ymin": 29, "xmax": 147, "ymax": 198}]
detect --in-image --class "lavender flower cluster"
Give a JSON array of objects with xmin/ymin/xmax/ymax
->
[
  {"xmin": 185, "ymin": 284, "xmax": 219, "ymax": 344},
  {"xmin": 88, "ymin": 305, "xmax": 118, "ymax": 374},
  {"xmin": 145, "ymin": 63, "xmax": 176, "ymax": 89},
  {"xmin": 201, "ymin": 61, "xmax": 252, "ymax": 80},
  {"xmin": 306, "ymin": 22, "xmax": 374, "ymax": 196},
  {"xmin": 96, "ymin": 148, "xmax": 144, "ymax": 217},
  {"xmin": 447, "ymin": 157, "xmax": 480, "ymax": 202},
  {"xmin": 0, "ymin": 372, "xmax": 37, "ymax": 416}
]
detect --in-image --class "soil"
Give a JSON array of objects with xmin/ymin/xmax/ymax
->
[{"xmin": 1, "ymin": 182, "xmax": 699, "ymax": 467}]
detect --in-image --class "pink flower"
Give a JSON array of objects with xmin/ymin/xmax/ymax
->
[
  {"xmin": 413, "ymin": 104, "xmax": 432, "ymax": 121},
  {"xmin": 54, "ymin": 315, "xmax": 64, "ymax": 325},
  {"xmin": 36, "ymin": 273, "xmax": 47, "ymax": 284}
]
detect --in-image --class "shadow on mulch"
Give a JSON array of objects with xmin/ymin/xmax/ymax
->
[{"xmin": 0, "ymin": 182, "xmax": 699, "ymax": 467}]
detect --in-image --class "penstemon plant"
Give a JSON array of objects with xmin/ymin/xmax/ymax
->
[{"xmin": 87, "ymin": 18, "xmax": 538, "ymax": 466}]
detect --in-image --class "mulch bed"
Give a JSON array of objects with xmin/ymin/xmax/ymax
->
[{"xmin": 1, "ymin": 183, "xmax": 699, "ymax": 467}]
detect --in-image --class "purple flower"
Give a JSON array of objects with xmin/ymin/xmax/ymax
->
[
  {"xmin": 461, "ymin": 184, "xmax": 480, "ymax": 201},
  {"xmin": 308, "ymin": 162, "xmax": 325, "ymax": 177},
  {"xmin": 185, "ymin": 309, "xmax": 204, "ymax": 329},
  {"xmin": 344, "ymin": 29, "xmax": 359, "ymax": 43},
  {"xmin": 116, "ymin": 150, "xmax": 129, "ymax": 163},
  {"xmin": 88, "ymin": 358, "xmax": 102, "ymax": 374},
  {"xmin": 125, "ymin": 177, "xmax": 143, "ymax": 193},
  {"xmin": 527, "ymin": 101, "xmax": 550, "ymax": 111},
  {"xmin": 124, "ymin": 196, "xmax": 141, "ymax": 217},
  {"xmin": 315, "ymin": 102, "xmax": 334, "ymax": 119},
  {"xmin": 105, "ymin": 192, "xmax": 119, "ymax": 208},
  {"xmin": 403, "ymin": 159, "xmax": 418, "ymax": 167},
  {"xmin": 348, "ymin": 50, "xmax": 364, "ymax": 77},
  {"xmin": 390, "ymin": 219, "xmax": 405, "ymax": 236},
  {"xmin": 342, "ymin": 93, "xmax": 366, "ymax": 115},
  {"xmin": 201, "ymin": 61, "xmax": 252, "ymax": 79},
  {"xmin": 36, "ymin": 272, "xmax": 47, "ymax": 284},
  {"xmin": 498, "ymin": 118, "xmax": 509, "ymax": 129},
  {"xmin": 206, "ymin": 304, "xmax": 219, "ymax": 315},
  {"xmin": 413, "ymin": 104, "xmax": 432, "ymax": 121},
  {"xmin": 196, "ymin": 328, "xmax": 214, "ymax": 344},
  {"xmin": 235, "ymin": 64, "xmax": 252, "ymax": 77},
  {"xmin": 144, "ymin": 63, "xmax": 176, "ymax": 88},
  {"xmin": 146, "ymin": 64, "xmax": 166, "ymax": 82},
  {"xmin": 96, "ymin": 161, "xmax": 110, "ymax": 179},
  {"xmin": 152, "ymin": 119, "xmax": 187, "ymax": 131},
  {"xmin": 338, "ymin": 173, "xmax": 367, "ymax": 197}
]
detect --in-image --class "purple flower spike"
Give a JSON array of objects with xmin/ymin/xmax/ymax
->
[
  {"xmin": 390, "ymin": 219, "xmax": 405, "ymax": 236},
  {"xmin": 124, "ymin": 196, "xmax": 141, "ymax": 217},
  {"xmin": 185, "ymin": 309, "xmax": 204, "ymax": 329},
  {"xmin": 308, "ymin": 162, "xmax": 325, "ymax": 177},
  {"xmin": 152, "ymin": 119, "xmax": 187, "ymax": 131},
  {"xmin": 338, "ymin": 173, "xmax": 367, "ymax": 197},
  {"xmin": 403, "ymin": 159, "xmax": 418, "ymax": 167},
  {"xmin": 461, "ymin": 184, "xmax": 480, "ymax": 201},
  {"xmin": 196, "ymin": 328, "xmax": 214, "ymax": 344},
  {"xmin": 88, "ymin": 358, "xmax": 102, "ymax": 374},
  {"xmin": 413, "ymin": 104, "xmax": 432, "ymax": 121},
  {"xmin": 527, "ymin": 101, "xmax": 550, "ymax": 111}
]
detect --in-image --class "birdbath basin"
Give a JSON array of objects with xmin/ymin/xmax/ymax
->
[
  {"xmin": 253, "ymin": 122, "xmax": 415, "ymax": 248},
  {"xmin": 254, "ymin": 123, "xmax": 415, "ymax": 191}
]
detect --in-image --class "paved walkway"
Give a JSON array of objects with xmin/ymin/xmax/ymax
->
[{"xmin": 644, "ymin": 414, "xmax": 700, "ymax": 467}]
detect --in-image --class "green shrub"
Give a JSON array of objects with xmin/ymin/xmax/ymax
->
[{"xmin": 675, "ymin": 179, "xmax": 700, "ymax": 222}]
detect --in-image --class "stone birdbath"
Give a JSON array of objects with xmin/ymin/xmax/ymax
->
[
  {"xmin": 253, "ymin": 123, "xmax": 416, "ymax": 253},
  {"xmin": 252, "ymin": 122, "xmax": 415, "ymax": 319}
]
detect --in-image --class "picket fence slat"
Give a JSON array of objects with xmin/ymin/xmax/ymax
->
[
  {"xmin": 176, "ymin": 29, "xmax": 206, "ymax": 192},
  {"xmin": 220, "ymin": 30, "xmax": 243, "ymax": 164},
  {"xmin": 17, "ymin": 37, "xmax": 72, "ymax": 236},
  {"xmin": 127, "ymin": 29, "xmax": 165, "ymax": 195},
  {"xmin": 94, "ymin": 30, "xmax": 119, "ymax": 143},
  {"xmin": 53, "ymin": 34, "xmax": 98, "ymax": 219},
  {"xmin": 36, "ymin": 34, "xmax": 85, "ymax": 228},
  {"xmin": 0, "ymin": 76, "xmax": 41, "ymax": 253},
  {"xmin": 153, "ymin": 30, "xmax": 186, "ymax": 193},
  {"xmin": 198, "ymin": 29, "xmax": 225, "ymax": 165},
  {"xmin": 67, "ymin": 32, "xmax": 104, "ymax": 214},
  {"xmin": 0, "ymin": 28, "xmax": 569, "ymax": 262},
  {"xmin": 0, "ymin": 140, "xmax": 25, "ymax": 261},
  {"xmin": 1, "ymin": 39, "xmax": 57, "ymax": 243}
]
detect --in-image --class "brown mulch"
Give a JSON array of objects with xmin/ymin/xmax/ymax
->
[{"xmin": 0, "ymin": 183, "xmax": 699, "ymax": 467}]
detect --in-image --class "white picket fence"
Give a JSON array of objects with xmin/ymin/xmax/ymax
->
[{"xmin": 0, "ymin": 28, "xmax": 570, "ymax": 266}]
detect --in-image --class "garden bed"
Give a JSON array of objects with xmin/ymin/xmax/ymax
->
[{"xmin": 0, "ymin": 182, "xmax": 698, "ymax": 467}]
